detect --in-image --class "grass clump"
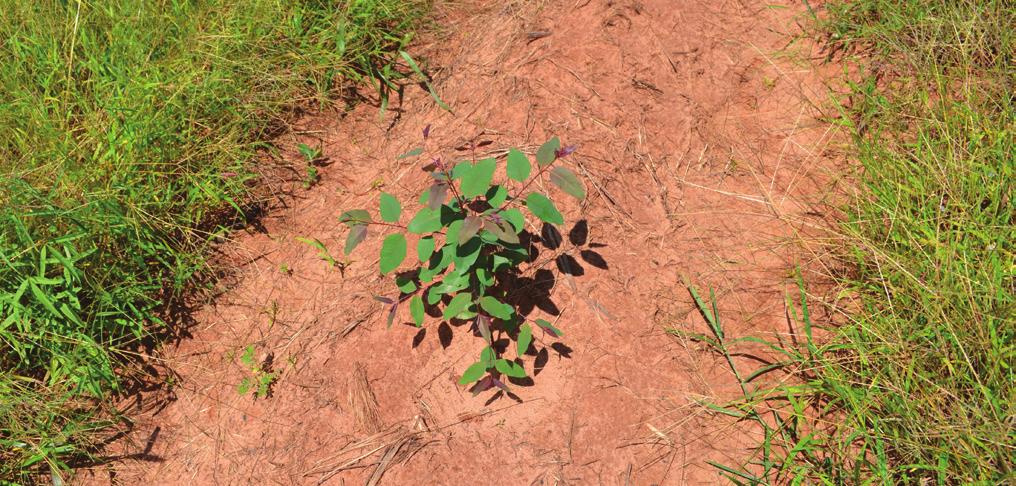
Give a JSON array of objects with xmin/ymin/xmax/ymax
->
[
  {"xmin": 822, "ymin": 0, "xmax": 1013, "ymax": 481},
  {"xmin": 680, "ymin": 1, "xmax": 1012, "ymax": 483},
  {"xmin": 0, "ymin": 0, "xmax": 427, "ymax": 481}
]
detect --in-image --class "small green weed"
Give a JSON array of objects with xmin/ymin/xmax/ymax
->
[
  {"xmin": 342, "ymin": 128, "xmax": 581, "ymax": 394},
  {"xmin": 303, "ymin": 166, "xmax": 321, "ymax": 189},
  {"xmin": 672, "ymin": 280, "xmax": 840, "ymax": 485},
  {"xmin": 298, "ymin": 143, "xmax": 323, "ymax": 189},
  {"xmin": 235, "ymin": 345, "xmax": 277, "ymax": 400},
  {"xmin": 296, "ymin": 237, "xmax": 342, "ymax": 270},
  {"xmin": 297, "ymin": 143, "xmax": 324, "ymax": 163}
]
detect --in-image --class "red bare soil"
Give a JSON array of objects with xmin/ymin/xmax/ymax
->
[{"xmin": 92, "ymin": 0, "xmax": 845, "ymax": 484}]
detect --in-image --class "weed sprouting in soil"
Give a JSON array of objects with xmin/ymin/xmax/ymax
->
[
  {"xmin": 672, "ymin": 280, "xmax": 845, "ymax": 484},
  {"xmin": 342, "ymin": 128, "xmax": 583, "ymax": 396},
  {"xmin": 235, "ymin": 345, "xmax": 278, "ymax": 400}
]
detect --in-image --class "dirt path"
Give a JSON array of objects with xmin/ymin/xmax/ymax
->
[{"xmin": 96, "ymin": 1, "xmax": 844, "ymax": 484}]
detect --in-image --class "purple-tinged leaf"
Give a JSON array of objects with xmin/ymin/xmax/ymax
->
[
  {"xmin": 476, "ymin": 314, "xmax": 492, "ymax": 343},
  {"xmin": 422, "ymin": 157, "xmax": 443, "ymax": 172},
  {"xmin": 555, "ymin": 145, "xmax": 577, "ymax": 158},
  {"xmin": 427, "ymin": 182, "xmax": 448, "ymax": 210},
  {"xmin": 549, "ymin": 166, "xmax": 586, "ymax": 200},
  {"xmin": 423, "ymin": 124, "xmax": 432, "ymax": 139},
  {"xmin": 483, "ymin": 219, "xmax": 520, "ymax": 244},
  {"xmin": 469, "ymin": 375, "xmax": 495, "ymax": 395},
  {"xmin": 373, "ymin": 295, "xmax": 394, "ymax": 305},
  {"xmin": 491, "ymin": 377, "xmax": 511, "ymax": 392},
  {"xmin": 345, "ymin": 224, "xmax": 367, "ymax": 255},
  {"xmin": 459, "ymin": 215, "xmax": 483, "ymax": 244},
  {"xmin": 386, "ymin": 302, "xmax": 399, "ymax": 328}
]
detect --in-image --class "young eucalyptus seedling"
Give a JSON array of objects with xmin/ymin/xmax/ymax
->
[{"xmin": 340, "ymin": 127, "xmax": 583, "ymax": 395}]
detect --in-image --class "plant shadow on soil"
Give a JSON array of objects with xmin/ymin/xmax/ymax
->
[{"xmin": 405, "ymin": 218, "xmax": 608, "ymax": 404}]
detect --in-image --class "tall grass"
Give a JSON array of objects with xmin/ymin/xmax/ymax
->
[
  {"xmin": 678, "ymin": 0, "xmax": 1013, "ymax": 483},
  {"xmin": 822, "ymin": 0, "xmax": 1013, "ymax": 481},
  {"xmin": 0, "ymin": 0, "xmax": 427, "ymax": 481}
]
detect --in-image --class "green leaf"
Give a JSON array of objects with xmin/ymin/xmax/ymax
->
[
  {"xmin": 453, "ymin": 238, "xmax": 482, "ymax": 271},
  {"xmin": 410, "ymin": 296, "xmax": 425, "ymax": 327},
  {"xmin": 396, "ymin": 275, "xmax": 417, "ymax": 293},
  {"xmin": 492, "ymin": 254, "xmax": 512, "ymax": 273},
  {"xmin": 494, "ymin": 359, "xmax": 527, "ymax": 378},
  {"xmin": 240, "ymin": 345, "xmax": 255, "ymax": 367},
  {"xmin": 431, "ymin": 270, "xmax": 469, "ymax": 296},
  {"xmin": 345, "ymin": 225, "xmax": 367, "ymax": 255},
  {"xmin": 458, "ymin": 361, "xmax": 488, "ymax": 385},
  {"xmin": 459, "ymin": 215, "xmax": 483, "ymax": 245},
  {"xmin": 480, "ymin": 296, "xmax": 513, "ymax": 320},
  {"xmin": 536, "ymin": 137, "xmax": 560, "ymax": 166},
  {"xmin": 525, "ymin": 193, "xmax": 564, "ymax": 225},
  {"xmin": 549, "ymin": 166, "xmax": 585, "ymax": 200},
  {"xmin": 535, "ymin": 318, "xmax": 563, "ymax": 337},
  {"xmin": 398, "ymin": 147, "xmax": 424, "ymax": 159},
  {"xmin": 485, "ymin": 185, "xmax": 509, "ymax": 207},
  {"xmin": 417, "ymin": 237, "xmax": 436, "ymax": 262},
  {"xmin": 379, "ymin": 234, "xmax": 407, "ymax": 274},
  {"xmin": 443, "ymin": 292, "xmax": 473, "ymax": 320},
  {"xmin": 379, "ymin": 192, "xmax": 401, "ymax": 222},
  {"xmin": 500, "ymin": 208, "xmax": 525, "ymax": 233},
  {"xmin": 480, "ymin": 230, "xmax": 498, "ymax": 244},
  {"xmin": 475, "ymin": 267, "xmax": 495, "ymax": 286},
  {"xmin": 407, "ymin": 207, "xmax": 442, "ymax": 234},
  {"xmin": 480, "ymin": 347, "xmax": 495, "ymax": 365},
  {"xmin": 427, "ymin": 285, "xmax": 443, "ymax": 305},
  {"xmin": 460, "ymin": 158, "xmax": 497, "ymax": 199},
  {"xmin": 444, "ymin": 219, "xmax": 463, "ymax": 246},
  {"xmin": 298, "ymin": 143, "xmax": 320, "ymax": 161},
  {"xmin": 506, "ymin": 148, "xmax": 531, "ymax": 182},
  {"xmin": 420, "ymin": 244, "xmax": 454, "ymax": 282},
  {"xmin": 517, "ymin": 323, "xmax": 533, "ymax": 356},
  {"xmin": 451, "ymin": 162, "xmax": 471, "ymax": 180},
  {"xmin": 237, "ymin": 378, "xmax": 251, "ymax": 395},
  {"xmin": 339, "ymin": 209, "xmax": 371, "ymax": 227}
]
